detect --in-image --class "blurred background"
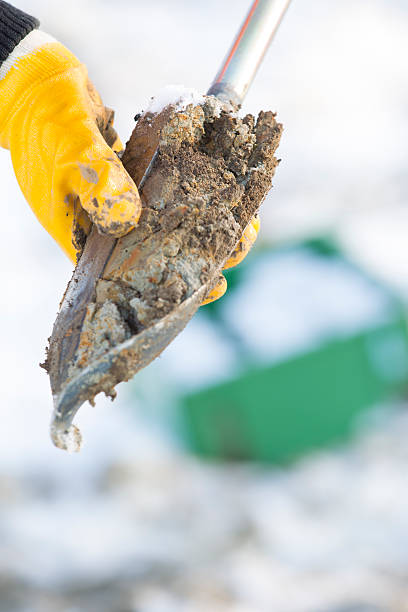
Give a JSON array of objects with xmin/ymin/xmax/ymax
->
[{"xmin": 1, "ymin": 0, "xmax": 408, "ymax": 610}]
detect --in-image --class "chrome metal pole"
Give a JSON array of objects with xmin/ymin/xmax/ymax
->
[{"xmin": 207, "ymin": 0, "xmax": 291, "ymax": 105}]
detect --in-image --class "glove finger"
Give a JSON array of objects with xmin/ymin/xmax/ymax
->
[
  {"xmin": 201, "ymin": 274, "xmax": 227, "ymax": 306},
  {"xmin": 71, "ymin": 198, "xmax": 92, "ymax": 260},
  {"xmin": 86, "ymin": 78, "xmax": 124, "ymax": 155},
  {"xmin": 223, "ymin": 214, "xmax": 260, "ymax": 271},
  {"xmin": 111, "ymin": 134, "xmax": 125, "ymax": 155},
  {"xmin": 67, "ymin": 130, "xmax": 142, "ymax": 237}
]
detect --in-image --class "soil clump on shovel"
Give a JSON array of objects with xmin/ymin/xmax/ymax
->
[{"xmin": 46, "ymin": 96, "xmax": 282, "ymax": 451}]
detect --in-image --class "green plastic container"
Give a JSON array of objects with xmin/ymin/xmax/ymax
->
[{"xmin": 180, "ymin": 318, "xmax": 408, "ymax": 462}]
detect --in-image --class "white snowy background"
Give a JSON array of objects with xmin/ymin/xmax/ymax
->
[{"xmin": 1, "ymin": 1, "xmax": 408, "ymax": 610}]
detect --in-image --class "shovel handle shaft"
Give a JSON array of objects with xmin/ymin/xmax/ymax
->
[{"xmin": 207, "ymin": 0, "xmax": 291, "ymax": 105}]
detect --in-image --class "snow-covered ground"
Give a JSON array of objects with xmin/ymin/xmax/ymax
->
[
  {"xmin": 3, "ymin": 406, "xmax": 408, "ymax": 612},
  {"xmin": 1, "ymin": 1, "xmax": 408, "ymax": 610}
]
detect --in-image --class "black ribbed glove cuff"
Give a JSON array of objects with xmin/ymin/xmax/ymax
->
[{"xmin": 0, "ymin": 1, "xmax": 39, "ymax": 66}]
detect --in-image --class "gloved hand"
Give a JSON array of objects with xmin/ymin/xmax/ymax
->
[{"xmin": 0, "ymin": 31, "xmax": 141, "ymax": 263}]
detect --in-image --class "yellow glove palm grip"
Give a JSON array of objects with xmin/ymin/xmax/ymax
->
[{"xmin": 0, "ymin": 42, "xmax": 141, "ymax": 263}]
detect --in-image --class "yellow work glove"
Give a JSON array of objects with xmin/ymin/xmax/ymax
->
[{"xmin": 0, "ymin": 31, "xmax": 141, "ymax": 263}]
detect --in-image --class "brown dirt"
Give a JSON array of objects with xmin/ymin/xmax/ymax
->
[
  {"xmin": 74, "ymin": 99, "xmax": 282, "ymax": 371},
  {"xmin": 46, "ymin": 96, "xmax": 282, "ymax": 449}
]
